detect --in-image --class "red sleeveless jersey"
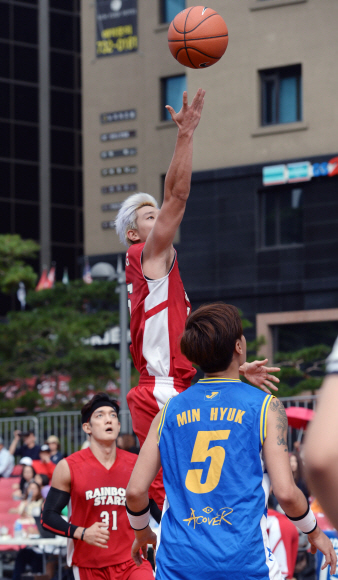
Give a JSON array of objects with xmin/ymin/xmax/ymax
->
[
  {"xmin": 125, "ymin": 243, "xmax": 196, "ymax": 388},
  {"xmin": 66, "ymin": 447, "xmax": 137, "ymax": 568}
]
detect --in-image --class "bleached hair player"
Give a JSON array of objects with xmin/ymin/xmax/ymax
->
[{"xmin": 115, "ymin": 193, "xmax": 158, "ymax": 247}]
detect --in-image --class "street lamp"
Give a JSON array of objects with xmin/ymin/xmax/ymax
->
[{"xmin": 91, "ymin": 257, "xmax": 130, "ymax": 433}]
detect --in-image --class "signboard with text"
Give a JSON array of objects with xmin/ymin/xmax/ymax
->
[
  {"xmin": 263, "ymin": 156, "xmax": 338, "ymax": 186},
  {"xmin": 96, "ymin": 0, "xmax": 138, "ymax": 58}
]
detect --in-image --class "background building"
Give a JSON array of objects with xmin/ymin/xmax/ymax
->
[
  {"xmin": 0, "ymin": 0, "xmax": 83, "ymax": 312},
  {"xmin": 82, "ymin": 0, "xmax": 338, "ymax": 357}
]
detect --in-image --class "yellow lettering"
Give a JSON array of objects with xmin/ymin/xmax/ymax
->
[
  {"xmin": 187, "ymin": 410, "xmax": 191, "ymax": 423},
  {"xmin": 177, "ymin": 412, "xmax": 187, "ymax": 427},
  {"xmin": 220, "ymin": 408, "xmax": 228, "ymax": 420},
  {"xmin": 227, "ymin": 408, "xmax": 236, "ymax": 421},
  {"xmin": 210, "ymin": 407, "xmax": 218, "ymax": 421},
  {"xmin": 235, "ymin": 409, "xmax": 246, "ymax": 424},
  {"xmin": 192, "ymin": 408, "xmax": 200, "ymax": 422}
]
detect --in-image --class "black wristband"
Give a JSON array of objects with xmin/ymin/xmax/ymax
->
[{"xmin": 81, "ymin": 528, "xmax": 86, "ymax": 541}]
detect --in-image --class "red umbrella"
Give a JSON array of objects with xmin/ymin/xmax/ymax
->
[{"xmin": 285, "ymin": 407, "xmax": 315, "ymax": 430}]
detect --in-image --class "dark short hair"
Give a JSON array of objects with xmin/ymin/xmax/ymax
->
[
  {"xmin": 180, "ymin": 303, "xmax": 243, "ymax": 373},
  {"xmin": 81, "ymin": 392, "xmax": 119, "ymax": 424}
]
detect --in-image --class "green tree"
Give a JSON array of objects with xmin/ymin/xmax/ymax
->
[
  {"xmin": 0, "ymin": 234, "xmax": 39, "ymax": 294},
  {"xmin": 0, "ymin": 280, "xmax": 121, "ymax": 414}
]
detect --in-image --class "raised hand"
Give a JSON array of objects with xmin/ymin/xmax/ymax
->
[
  {"xmin": 131, "ymin": 525, "xmax": 157, "ymax": 566},
  {"xmin": 165, "ymin": 88, "xmax": 205, "ymax": 134},
  {"xmin": 240, "ymin": 359, "xmax": 280, "ymax": 394}
]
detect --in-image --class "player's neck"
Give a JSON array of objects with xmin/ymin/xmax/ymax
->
[
  {"xmin": 205, "ymin": 361, "xmax": 240, "ymax": 381},
  {"xmin": 89, "ymin": 439, "xmax": 117, "ymax": 469}
]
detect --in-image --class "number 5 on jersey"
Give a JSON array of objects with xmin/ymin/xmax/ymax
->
[
  {"xmin": 185, "ymin": 430, "xmax": 230, "ymax": 494},
  {"xmin": 101, "ymin": 510, "xmax": 118, "ymax": 530}
]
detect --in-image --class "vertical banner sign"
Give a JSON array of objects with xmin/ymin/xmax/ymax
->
[{"xmin": 96, "ymin": 0, "xmax": 138, "ymax": 57}]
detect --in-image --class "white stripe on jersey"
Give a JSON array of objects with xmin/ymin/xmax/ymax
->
[
  {"xmin": 259, "ymin": 451, "xmax": 283, "ymax": 579},
  {"xmin": 66, "ymin": 499, "xmax": 74, "ymax": 567},
  {"xmin": 143, "ymin": 276, "xmax": 170, "ymax": 377}
]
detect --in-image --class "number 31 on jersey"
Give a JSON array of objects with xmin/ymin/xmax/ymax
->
[{"xmin": 101, "ymin": 510, "xmax": 118, "ymax": 530}]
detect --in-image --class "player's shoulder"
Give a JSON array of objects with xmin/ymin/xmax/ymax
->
[
  {"xmin": 126, "ymin": 242, "xmax": 145, "ymax": 261},
  {"xmin": 65, "ymin": 447, "xmax": 91, "ymax": 466}
]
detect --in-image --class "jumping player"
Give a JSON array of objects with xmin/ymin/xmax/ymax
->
[
  {"xmin": 41, "ymin": 393, "xmax": 153, "ymax": 580},
  {"xmin": 115, "ymin": 89, "xmax": 280, "ymax": 509},
  {"xmin": 126, "ymin": 303, "xmax": 336, "ymax": 580}
]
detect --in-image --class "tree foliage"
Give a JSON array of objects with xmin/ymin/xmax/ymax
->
[
  {"xmin": 0, "ymin": 234, "xmax": 39, "ymax": 294},
  {"xmin": 0, "ymin": 280, "xmax": 121, "ymax": 414}
]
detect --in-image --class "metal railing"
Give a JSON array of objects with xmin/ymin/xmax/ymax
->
[
  {"xmin": 0, "ymin": 395, "xmax": 315, "ymax": 455},
  {"xmin": 0, "ymin": 410, "xmax": 133, "ymax": 457}
]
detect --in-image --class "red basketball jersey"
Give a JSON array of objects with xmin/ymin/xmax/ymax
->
[
  {"xmin": 66, "ymin": 447, "xmax": 137, "ymax": 568},
  {"xmin": 125, "ymin": 242, "xmax": 196, "ymax": 388}
]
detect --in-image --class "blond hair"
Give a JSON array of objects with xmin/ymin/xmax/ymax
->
[{"xmin": 114, "ymin": 193, "xmax": 158, "ymax": 247}]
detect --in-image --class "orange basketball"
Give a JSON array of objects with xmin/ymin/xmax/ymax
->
[{"xmin": 168, "ymin": 6, "xmax": 228, "ymax": 69}]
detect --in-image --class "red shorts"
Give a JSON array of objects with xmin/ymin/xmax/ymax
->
[
  {"xmin": 127, "ymin": 377, "xmax": 189, "ymax": 511},
  {"xmin": 73, "ymin": 559, "xmax": 153, "ymax": 580}
]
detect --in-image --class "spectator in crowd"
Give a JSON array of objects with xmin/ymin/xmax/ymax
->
[
  {"xmin": 46, "ymin": 435, "xmax": 63, "ymax": 464},
  {"xmin": 34, "ymin": 473, "xmax": 50, "ymax": 498},
  {"xmin": 290, "ymin": 452, "xmax": 310, "ymax": 502},
  {"xmin": 11, "ymin": 482, "xmax": 54, "ymax": 580},
  {"xmin": 9, "ymin": 430, "xmax": 41, "ymax": 460},
  {"xmin": 12, "ymin": 461, "xmax": 36, "ymax": 499},
  {"xmin": 117, "ymin": 433, "xmax": 139, "ymax": 454},
  {"xmin": 32, "ymin": 444, "xmax": 56, "ymax": 481},
  {"xmin": 0, "ymin": 437, "xmax": 14, "ymax": 477},
  {"xmin": 294, "ymin": 532, "xmax": 316, "ymax": 580}
]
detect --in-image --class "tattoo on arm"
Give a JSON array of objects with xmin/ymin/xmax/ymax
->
[{"xmin": 270, "ymin": 399, "xmax": 288, "ymax": 451}]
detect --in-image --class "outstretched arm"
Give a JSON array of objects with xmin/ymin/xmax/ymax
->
[
  {"xmin": 126, "ymin": 413, "xmax": 161, "ymax": 566},
  {"xmin": 142, "ymin": 89, "xmax": 205, "ymax": 280},
  {"xmin": 264, "ymin": 399, "xmax": 336, "ymax": 575},
  {"xmin": 305, "ymin": 374, "xmax": 338, "ymax": 529}
]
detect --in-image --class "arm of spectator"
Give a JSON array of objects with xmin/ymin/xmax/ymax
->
[
  {"xmin": 264, "ymin": 398, "xmax": 336, "ymax": 575},
  {"xmin": 304, "ymin": 374, "xmax": 338, "ymax": 530},
  {"xmin": 9, "ymin": 431, "xmax": 21, "ymax": 455}
]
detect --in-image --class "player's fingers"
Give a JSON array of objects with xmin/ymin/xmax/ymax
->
[
  {"xmin": 165, "ymin": 105, "xmax": 175, "ymax": 120},
  {"xmin": 142, "ymin": 544, "xmax": 148, "ymax": 559},
  {"xmin": 265, "ymin": 366, "xmax": 281, "ymax": 373},
  {"xmin": 265, "ymin": 374, "xmax": 280, "ymax": 383},
  {"xmin": 182, "ymin": 91, "xmax": 188, "ymax": 108},
  {"xmin": 256, "ymin": 358, "xmax": 268, "ymax": 367},
  {"xmin": 330, "ymin": 549, "xmax": 337, "ymax": 575},
  {"xmin": 263, "ymin": 380, "xmax": 279, "ymax": 391},
  {"xmin": 310, "ymin": 544, "xmax": 317, "ymax": 555}
]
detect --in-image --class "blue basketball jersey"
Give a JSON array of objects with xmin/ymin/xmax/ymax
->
[{"xmin": 156, "ymin": 378, "xmax": 282, "ymax": 580}]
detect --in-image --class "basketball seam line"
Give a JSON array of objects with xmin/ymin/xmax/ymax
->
[
  {"xmin": 183, "ymin": 7, "xmax": 196, "ymax": 69},
  {"xmin": 184, "ymin": 13, "xmax": 219, "ymax": 34},
  {"xmin": 168, "ymin": 34, "xmax": 228, "ymax": 43},
  {"xmin": 176, "ymin": 46, "xmax": 221, "ymax": 61}
]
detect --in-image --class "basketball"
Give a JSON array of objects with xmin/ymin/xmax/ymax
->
[{"xmin": 168, "ymin": 6, "xmax": 228, "ymax": 69}]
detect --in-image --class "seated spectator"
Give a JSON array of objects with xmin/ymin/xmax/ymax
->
[
  {"xmin": 10, "ymin": 481, "xmax": 43, "ymax": 519},
  {"xmin": 34, "ymin": 473, "xmax": 50, "ymax": 498},
  {"xmin": 0, "ymin": 436, "xmax": 14, "ymax": 477},
  {"xmin": 12, "ymin": 482, "xmax": 56, "ymax": 580},
  {"xmin": 290, "ymin": 452, "xmax": 310, "ymax": 502},
  {"xmin": 46, "ymin": 435, "xmax": 63, "ymax": 464},
  {"xmin": 12, "ymin": 462, "xmax": 36, "ymax": 500},
  {"xmin": 32, "ymin": 444, "xmax": 56, "ymax": 481},
  {"xmin": 9, "ymin": 430, "xmax": 41, "ymax": 460}
]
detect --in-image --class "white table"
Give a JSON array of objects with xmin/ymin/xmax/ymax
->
[{"xmin": 0, "ymin": 536, "xmax": 67, "ymax": 580}]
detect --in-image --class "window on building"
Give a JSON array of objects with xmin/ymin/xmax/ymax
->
[
  {"xmin": 161, "ymin": 75, "xmax": 187, "ymax": 121},
  {"xmin": 259, "ymin": 187, "xmax": 303, "ymax": 248},
  {"xmin": 260, "ymin": 65, "xmax": 302, "ymax": 125},
  {"xmin": 160, "ymin": 0, "xmax": 185, "ymax": 23}
]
